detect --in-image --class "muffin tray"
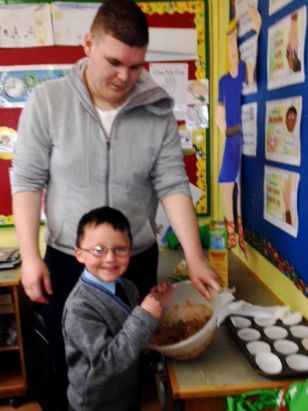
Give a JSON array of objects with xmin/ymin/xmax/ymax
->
[{"xmin": 225, "ymin": 313, "xmax": 308, "ymax": 378}]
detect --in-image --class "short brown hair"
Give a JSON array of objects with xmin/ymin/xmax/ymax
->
[
  {"xmin": 76, "ymin": 206, "xmax": 133, "ymax": 248},
  {"xmin": 90, "ymin": 0, "xmax": 149, "ymax": 47}
]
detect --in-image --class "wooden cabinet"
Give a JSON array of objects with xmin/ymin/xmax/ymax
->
[{"xmin": 0, "ymin": 270, "xmax": 27, "ymax": 400}]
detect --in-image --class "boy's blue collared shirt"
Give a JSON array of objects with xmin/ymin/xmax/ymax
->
[{"xmin": 83, "ymin": 269, "xmax": 116, "ymax": 294}]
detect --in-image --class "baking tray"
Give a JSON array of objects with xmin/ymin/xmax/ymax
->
[{"xmin": 225, "ymin": 314, "xmax": 308, "ymax": 379}]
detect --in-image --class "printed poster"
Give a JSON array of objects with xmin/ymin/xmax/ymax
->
[
  {"xmin": 235, "ymin": 0, "xmax": 259, "ymax": 37},
  {"xmin": 265, "ymin": 97, "xmax": 302, "ymax": 166},
  {"xmin": 267, "ymin": 6, "xmax": 306, "ymax": 90},
  {"xmin": 269, "ymin": 0, "xmax": 293, "ymax": 16},
  {"xmin": 0, "ymin": 3, "xmax": 53, "ymax": 48},
  {"xmin": 264, "ymin": 166, "xmax": 299, "ymax": 237},
  {"xmin": 239, "ymin": 35, "xmax": 258, "ymax": 95},
  {"xmin": 242, "ymin": 102, "xmax": 257, "ymax": 156},
  {"xmin": 149, "ymin": 63, "xmax": 189, "ymax": 120},
  {"xmin": 0, "ymin": 65, "xmax": 72, "ymax": 108}
]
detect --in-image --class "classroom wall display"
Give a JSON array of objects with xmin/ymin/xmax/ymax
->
[
  {"xmin": 0, "ymin": 1, "xmax": 211, "ymax": 234},
  {"xmin": 52, "ymin": 2, "xmax": 101, "ymax": 45},
  {"xmin": 235, "ymin": 0, "xmax": 259, "ymax": 38},
  {"xmin": 264, "ymin": 165, "xmax": 299, "ymax": 237},
  {"xmin": 0, "ymin": 65, "xmax": 72, "ymax": 107},
  {"xmin": 267, "ymin": 6, "xmax": 306, "ymax": 90},
  {"xmin": 269, "ymin": 0, "xmax": 293, "ymax": 17},
  {"xmin": 232, "ymin": 0, "xmax": 308, "ymax": 294},
  {"xmin": 216, "ymin": 7, "xmax": 261, "ymax": 255},
  {"xmin": 265, "ymin": 96, "xmax": 302, "ymax": 165},
  {"xmin": 239, "ymin": 34, "xmax": 259, "ymax": 95},
  {"xmin": 0, "ymin": 127, "xmax": 16, "ymax": 160},
  {"xmin": 242, "ymin": 102, "xmax": 258, "ymax": 157},
  {"xmin": 0, "ymin": 3, "xmax": 53, "ymax": 48}
]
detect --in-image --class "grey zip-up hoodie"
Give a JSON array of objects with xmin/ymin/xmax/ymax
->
[{"xmin": 12, "ymin": 58, "xmax": 190, "ymax": 255}]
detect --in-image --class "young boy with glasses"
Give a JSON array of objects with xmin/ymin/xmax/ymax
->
[{"xmin": 62, "ymin": 206, "xmax": 173, "ymax": 411}]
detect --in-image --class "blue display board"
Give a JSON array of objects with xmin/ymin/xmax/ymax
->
[{"xmin": 239, "ymin": 0, "xmax": 308, "ymax": 293}]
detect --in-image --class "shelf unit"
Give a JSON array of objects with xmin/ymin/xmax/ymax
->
[{"xmin": 0, "ymin": 269, "xmax": 27, "ymax": 400}]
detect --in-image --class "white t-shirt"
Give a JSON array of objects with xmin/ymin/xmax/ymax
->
[{"xmin": 96, "ymin": 100, "xmax": 129, "ymax": 136}]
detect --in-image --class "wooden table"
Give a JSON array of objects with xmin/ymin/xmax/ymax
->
[{"xmin": 157, "ymin": 250, "xmax": 299, "ymax": 411}]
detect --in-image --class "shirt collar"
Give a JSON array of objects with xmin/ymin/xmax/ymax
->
[{"xmin": 83, "ymin": 269, "xmax": 116, "ymax": 294}]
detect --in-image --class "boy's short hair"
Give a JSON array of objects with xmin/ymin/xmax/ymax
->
[
  {"xmin": 90, "ymin": 0, "xmax": 149, "ymax": 47},
  {"xmin": 76, "ymin": 206, "xmax": 133, "ymax": 247}
]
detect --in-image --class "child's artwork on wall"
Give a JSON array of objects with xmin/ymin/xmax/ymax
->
[
  {"xmin": 0, "ymin": 3, "xmax": 53, "ymax": 48},
  {"xmin": 264, "ymin": 166, "xmax": 299, "ymax": 237},
  {"xmin": 265, "ymin": 96, "xmax": 302, "ymax": 166},
  {"xmin": 52, "ymin": 2, "xmax": 100, "ymax": 46},
  {"xmin": 267, "ymin": 6, "xmax": 306, "ymax": 90}
]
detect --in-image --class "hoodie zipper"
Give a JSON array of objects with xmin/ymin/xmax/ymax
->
[{"xmin": 105, "ymin": 138, "xmax": 110, "ymax": 205}]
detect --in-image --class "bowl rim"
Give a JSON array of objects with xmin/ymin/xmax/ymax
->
[{"xmin": 148, "ymin": 281, "xmax": 218, "ymax": 350}]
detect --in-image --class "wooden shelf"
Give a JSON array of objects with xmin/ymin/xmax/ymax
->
[
  {"xmin": 0, "ymin": 369, "xmax": 26, "ymax": 398},
  {"xmin": 0, "ymin": 272, "xmax": 27, "ymax": 400},
  {"xmin": 0, "ymin": 344, "xmax": 19, "ymax": 352},
  {"xmin": 0, "ymin": 304, "xmax": 14, "ymax": 315}
]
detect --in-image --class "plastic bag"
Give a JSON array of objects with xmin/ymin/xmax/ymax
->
[
  {"xmin": 280, "ymin": 381, "xmax": 308, "ymax": 411},
  {"xmin": 226, "ymin": 388, "xmax": 280, "ymax": 411},
  {"xmin": 226, "ymin": 380, "xmax": 308, "ymax": 411}
]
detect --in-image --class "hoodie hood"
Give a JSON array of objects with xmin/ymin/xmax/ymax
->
[{"xmin": 67, "ymin": 57, "xmax": 174, "ymax": 116}]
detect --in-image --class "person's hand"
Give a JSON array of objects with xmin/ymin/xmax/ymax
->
[
  {"xmin": 150, "ymin": 282, "xmax": 174, "ymax": 308},
  {"xmin": 21, "ymin": 256, "xmax": 52, "ymax": 304},
  {"xmin": 141, "ymin": 282, "xmax": 174, "ymax": 320},
  {"xmin": 187, "ymin": 258, "xmax": 222, "ymax": 300}
]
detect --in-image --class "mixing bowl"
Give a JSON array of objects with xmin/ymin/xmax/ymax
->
[{"xmin": 148, "ymin": 281, "xmax": 218, "ymax": 360}]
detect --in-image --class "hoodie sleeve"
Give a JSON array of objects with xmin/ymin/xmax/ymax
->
[{"xmin": 11, "ymin": 85, "xmax": 52, "ymax": 194}]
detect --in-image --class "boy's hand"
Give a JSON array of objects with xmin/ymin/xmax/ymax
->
[
  {"xmin": 140, "ymin": 282, "xmax": 174, "ymax": 320},
  {"xmin": 150, "ymin": 282, "xmax": 174, "ymax": 308}
]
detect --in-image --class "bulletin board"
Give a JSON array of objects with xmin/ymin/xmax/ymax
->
[
  {"xmin": 0, "ymin": 0, "xmax": 211, "ymax": 228},
  {"xmin": 232, "ymin": 0, "xmax": 308, "ymax": 294}
]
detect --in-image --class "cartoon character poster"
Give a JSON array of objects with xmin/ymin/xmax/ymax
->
[{"xmin": 215, "ymin": 5, "xmax": 261, "ymax": 254}]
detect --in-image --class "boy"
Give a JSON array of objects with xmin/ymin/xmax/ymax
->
[{"xmin": 62, "ymin": 206, "xmax": 173, "ymax": 411}]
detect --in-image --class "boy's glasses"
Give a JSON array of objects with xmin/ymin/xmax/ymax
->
[{"xmin": 78, "ymin": 245, "xmax": 131, "ymax": 257}]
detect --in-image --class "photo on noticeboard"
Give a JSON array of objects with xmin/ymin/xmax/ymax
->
[{"xmin": 267, "ymin": 6, "xmax": 306, "ymax": 90}]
